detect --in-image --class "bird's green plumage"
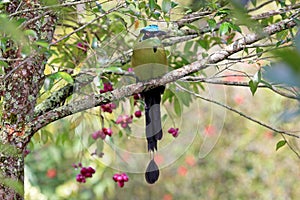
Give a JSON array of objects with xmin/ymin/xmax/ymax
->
[
  {"xmin": 132, "ymin": 38, "xmax": 168, "ymax": 81},
  {"xmin": 131, "ymin": 26, "xmax": 167, "ymax": 184}
]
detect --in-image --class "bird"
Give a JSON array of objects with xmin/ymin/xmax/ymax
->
[{"xmin": 131, "ymin": 25, "xmax": 168, "ymax": 184}]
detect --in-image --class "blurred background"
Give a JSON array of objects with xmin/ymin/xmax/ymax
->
[
  {"xmin": 23, "ymin": 0, "xmax": 300, "ymax": 199},
  {"xmin": 25, "ymin": 83, "xmax": 300, "ymax": 200}
]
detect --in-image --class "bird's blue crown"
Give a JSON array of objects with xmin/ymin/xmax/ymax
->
[{"xmin": 141, "ymin": 25, "xmax": 160, "ymax": 32}]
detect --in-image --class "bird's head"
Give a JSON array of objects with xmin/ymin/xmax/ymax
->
[{"xmin": 140, "ymin": 25, "xmax": 166, "ymax": 40}]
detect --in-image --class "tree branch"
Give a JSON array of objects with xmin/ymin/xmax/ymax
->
[
  {"xmin": 251, "ymin": 3, "xmax": 300, "ymax": 20},
  {"xmin": 181, "ymin": 77, "xmax": 299, "ymax": 100},
  {"xmin": 27, "ymin": 16, "xmax": 297, "ymax": 135}
]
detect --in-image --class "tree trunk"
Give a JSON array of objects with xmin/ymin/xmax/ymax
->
[
  {"xmin": 0, "ymin": 1, "xmax": 57, "ymax": 199},
  {"xmin": 0, "ymin": 138, "xmax": 24, "ymax": 199}
]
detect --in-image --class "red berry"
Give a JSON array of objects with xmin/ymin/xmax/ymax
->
[
  {"xmin": 87, "ymin": 167, "xmax": 95, "ymax": 174},
  {"xmin": 121, "ymin": 173, "xmax": 129, "ymax": 182},
  {"xmin": 100, "ymin": 82, "xmax": 113, "ymax": 94},
  {"xmin": 92, "ymin": 130, "xmax": 106, "ymax": 140},
  {"xmin": 110, "ymin": 103, "xmax": 116, "ymax": 109},
  {"xmin": 134, "ymin": 110, "xmax": 142, "ymax": 118},
  {"xmin": 168, "ymin": 128, "xmax": 175, "ymax": 134},
  {"xmin": 133, "ymin": 94, "xmax": 140, "ymax": 100},
  {"xmin": 72, "ymin": 163, "xmax": 78, "ymax": 169},
  {"xmin": 76, "ymin": 174, "xmax": 86, "ymax": 183},
  {"xmin": 102, "ymin": 128, "xmax": 113, "ymax": 136},
  {"xmin": 113, "ymin": 174, "xmax": 119, "ymax": 182},
  {"xmin": 92, "ymin": 131, "xmax": 100, "ymax": 140},
  {"xmin": 116, "ymin": 175, "xmax": 123, "ymax": 182},
  {"xmin": 80, "ymin": 167, "xmax": 88, "ymax": 175},
  {"xmin": 118, "ymin": 181, "xmax": 125, "ymax": 187},
  {"xmin": 168, "ymin": 128, "xmax": 179, "ymax": 137}
]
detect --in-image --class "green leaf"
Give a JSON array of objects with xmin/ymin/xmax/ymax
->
[
  {"xmin": 35, "ymin": 40, "xmax": 49, "ymax": 48},
  {"xmin": 164, "ymin": 15, "xmax": 170, "ymax": 22},
  {"xmin": 207, "ymin": 19, "xmax": 217, "ymax": 30},
  {"xmin": 151, "ymin": 11, "xmax": 161, "ymax": 19},
  {"xmin": 0, "ymin": 14, "xmax": 26, "ymax": 44},
  {"xmin": 138, "ymin": 1, "xmax": 146, "ymax": 9},
  {"xmin": 198, "ymin": 39, "xmax": 210, "ymax": 50},
  {"xmin": 215, "ymin": 8, "xmax": 231, "ymax": 16},
  {"xmin": 58, "ymin": 72, "xmax": 74, "ymax": 83},
  {"xmin": 171, "ymin": 1, "xmax": 178, "ymax": 8},
  {"xmin": 249, "ymin": 80, "xmax": 258, "ymax": 95},
  {"xmin": 174, "ymin": 97, "xmax": 182, "ymax": 116},
  {"xmin": 0, "ymin": 60, "xmax": 8, "ymax": 68},
  {"xmin": 219, "ymin": 22, "xmax": 229, "ymax": 36},
  {"xmin": 162, "ymin": 114, "xmax": 168, "ymax": 122},
  {"xmin": 249, "ymin": 70, "xmax": 261, "ymax": 95},
  {"xmin": 162, "ymin": 0, "xmax": 171, "ymax": 13},
  {"xmin": 256, "ymin": 47, "xmax": 263, "ymax": 57},
  {"xmin": 228, "ymin": 23, "xmax": 242, "ymax": 33},
  {"xmin": 24, "ymin": 29, "xmax": 37, "ymax": 37},
  {"xmin": 51, "ymin": 72, "xmax": 74, "ymax": 84},
  {"xmin": 184, "ymin": 23, "xmax": 199, "ymax": 32},
  {"xmin": 253, "ymin": 70, "xmax": 261, "ymax": 83},
  {"xmin": 184, "ymin": 41, "xmax": 193, "ymax": 52},
  {"xmin": 276, "ymin": 140, "xmax": 286, "ymax": 151},
  {"xmin": 149, "ymin": 0, "xmax": 157, "ymax": 11}
]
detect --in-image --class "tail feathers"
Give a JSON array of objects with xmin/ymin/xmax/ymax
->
[
  {"xmin": 146, "ymin": 137, "xmax": 157, "ymax": 152},
  {"xmin": 145, "ymin": 159, "xmax": 160, "ymax": 184},
  {"xmin": 143, "ymin": 86, "xmax": 164, "ymax": 152}
]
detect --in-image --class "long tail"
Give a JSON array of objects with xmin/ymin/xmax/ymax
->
[{"xmin": 143, "ymin": 86, "xmax": 165, "ymax": 152}]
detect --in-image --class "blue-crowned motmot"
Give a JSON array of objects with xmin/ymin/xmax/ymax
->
[{"xmin": 131, "ymin": 25, "xmax": 168, "ymax": 184}]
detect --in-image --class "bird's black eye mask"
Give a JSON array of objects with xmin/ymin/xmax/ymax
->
[{"xmin": 140, "ymin": 30, "xmax": 166, "ymax": 40}]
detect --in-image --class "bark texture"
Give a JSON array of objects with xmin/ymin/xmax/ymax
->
[{"xmin": 0, "ymin": 1, "xmax": 57, "ymax": 199}]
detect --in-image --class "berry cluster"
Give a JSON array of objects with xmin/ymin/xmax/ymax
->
[
  {"xmin": 73, "ymin": 163, "xmax": 96, "ymax": 183},
  {"xmin": 100, "ymin": 82, "xmax": 113, "ymax": 94},
  {"xmin": 92, "ymin": 127, "xmax": 113, "ymax": 140},
  {"xmin": 168, "ymin": 127, "xmax": 179, "ymax": 137},
  {"xmin": 116, "ymin": 115, "xmax": 133, "ymax": 128},
  {"xmin": 101, "ymin": 103, "xmax": 116, "ymax": 113},
  {"xmin": 112, "ymin": 173, "xmax": 129, "ymax": 188}
]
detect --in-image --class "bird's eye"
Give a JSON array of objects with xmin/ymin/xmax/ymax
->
[{"xmin": 153, "ymin": 46, "xmax": 157, "ymax": 53}]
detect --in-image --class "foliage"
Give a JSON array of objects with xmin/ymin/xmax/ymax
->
[{"xmin": 1, "ymin": 0, "xmax": 300, "ymax": 199}]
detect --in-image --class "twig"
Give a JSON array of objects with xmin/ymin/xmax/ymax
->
[
  {"xmin": 175, "ymin": 83, "xmax": 300, "ymax": 140},
  {"xmin": 248, "ymin": 0, "xmax": 275, "ymax": 13},
  {"xmin": 280, "ymin": 133, "xmax": 300, "ymax": 159},
  {"xmin": 175, "ymin": 10, "xmax": 213, "ymax": 28},
  {"xmin": 9, "ymin": 0, "xmax": 104, "ymax": 17},
  {"xmin": 3, "ymin": 54, "xmax": 36, "ymax": 80},
  {"xmin": 181, "ymin": 77, "xmax": 299, "ymax": 100},
  {"xmin": 19, "ymin": 10, "xmax": 52, "ymax": 29},
  {"xmin": 50, "ymin": 3, "xmax": 126, "ymax": 45}
]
